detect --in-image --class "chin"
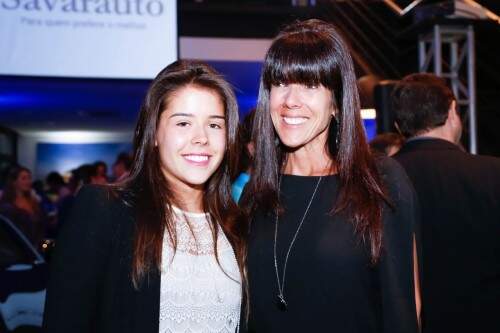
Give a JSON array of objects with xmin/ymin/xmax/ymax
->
[
  {"xmin": 183, "ymin": 171, "xmax": 218, "ymax": 188},
  {"xmin": 278, "ymin": 137, "xmax": 306, "ymax": 149}
]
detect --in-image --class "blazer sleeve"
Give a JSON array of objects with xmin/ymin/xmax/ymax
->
[
  {"xmin": 377, "ymin": 158, "xmax": 420, "ymax": 333},
  {"xmin": 43, "ymin": 185, "xmax": 115, "ymax": 332}
]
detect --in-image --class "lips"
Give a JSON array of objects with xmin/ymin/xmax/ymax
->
[
  {"xmin": 282, "ymin": 116, "xmax": 308, "ymax": 125},
  {"xmin": 182, "ymin": 154, "xmax": 211, "ymax": 165}
]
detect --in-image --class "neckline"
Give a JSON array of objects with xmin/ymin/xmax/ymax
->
[
  {"xmin": 171, "ymin": 205, "xmax": 210, "ymax": 218},
  {"xmin": 280, "ymin": 173, "xmax": 338, "ymax": 178},
  {"xmin": 402, "ymin": 137, "xmax": 461, "ymax": 152}
]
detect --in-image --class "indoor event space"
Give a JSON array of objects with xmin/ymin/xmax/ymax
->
[{"xmin": 0, "ymin": 1, "xmax": 499, "ymax": 332}]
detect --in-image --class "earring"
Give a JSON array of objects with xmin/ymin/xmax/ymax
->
[{"xmin": 333, "ymin": 115, "xmax": 340, "ymax": 148}]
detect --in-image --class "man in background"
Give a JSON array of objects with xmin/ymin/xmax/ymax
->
[{"xmin": 392, "ymin": 73, "xmax": 500, "ymax": 333}]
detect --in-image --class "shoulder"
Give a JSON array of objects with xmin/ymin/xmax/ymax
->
[
  {"xmin": 375, "ymin": 156, "xmax": 413, "ymax": 193},
  {"xmin": 69, "ymin": 185, "xmax": 132, "ymax": 230},
  {"xmin": 73, "ymin": 185, "xmax": 112, "ymax": 214},
  {"xmin": 375, "ymin": 154, "xmax": 407, "ymax": 179},
  {"xmin": 470, "ymin": 154, "xmax": 500, "ymax": 169},
  {"xmin": 373, "ymin": 157, "xmax": 419, "ymax": 250},
  {"xmin": 76, "ymin": 184, "xmax": 128, "ymax": 208},
  {"xmin": 467, "ymin": 154, "xmax": 500, "ymax": 186},
  {"xmin": 374, "ymin": 155, "xmax": 417, "ymax": 213},
  {"xmin": 75, "ymin": 184, "xmax": 109, "ymax": 203}
]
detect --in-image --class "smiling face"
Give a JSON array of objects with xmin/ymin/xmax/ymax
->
[
  {"xmin": 270, "ymin": 83, "xmax": 335, "ymax": 150},
  {"xmin": 155, "ymin": 85, "xmax": 226, "ymax": 192}
]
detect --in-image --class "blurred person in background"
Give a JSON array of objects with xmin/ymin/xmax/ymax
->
[
  {"xmin": 232, "ymin": 108, "xmax": 255, "ymax": 203},
  {"xmin": 392, "ymin": 73, "xmax": 500, "ymax": 333},
  {"xmin": 112, "ymin": 151, "xmax": 132, "ymax": 182},
  {"xmin": 55, "ymin": 163, "xmax": 103, "ymax": 233},
  {"xmin": 93, "ymin": 160, "xmax": 109, "ymax": 182},
  {"xmin": 0, "ymin": 165, "xmax": 47, "ymax": 247},
  {"xmin": 46, "ymin": 171, "xmax": 72, "ymax": 203},
  {"xmin": 68, "ymin": 163, "xmax": 107, "ymax": 187},
  {"xmin": 33, "ymin": 178, "xmax": 58, "ymax": 238},
  {"xmin": 369, "ymin": 132, "xmax": 405, "ymax": 156},
  {"xmin": 33, "ymin": 178, "xmax": 56, "ymax": 215}
]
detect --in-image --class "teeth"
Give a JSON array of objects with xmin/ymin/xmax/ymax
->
[
  {"xmin": 283, "ymin": 117, "xmax": 307, "ymax": 125},
  {"xmin": 184, "ymin": 155, "xmax": 209, "ymax": 162}
]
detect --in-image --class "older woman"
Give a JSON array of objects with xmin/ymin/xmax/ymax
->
[{"xmin": 242, "ymin": 19, "xmax": 420, "ymax": 332}]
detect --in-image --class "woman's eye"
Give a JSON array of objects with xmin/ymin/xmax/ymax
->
[
  {"xmin": 209, "ymin": 123, "xmax": 223, "ymax": 129},
  {"xmin": 176, "ymin": 121, "xmax": 190, "ymax": 127},
  {"xmin": 306, "ymin": 84, "xmax": 318, "ymax": 89},
  {"xmin": 276, "ymin": 82, "xmax": 286, "ymax": 87}
]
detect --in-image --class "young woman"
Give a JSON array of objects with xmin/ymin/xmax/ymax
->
[
  {"xmin": 0, "ymin": 166, "xmax": 46, "ymax": 247},
  {"xmin": 242, "ymin": 19, "xmax": 421, "ymax": 332},
  {"xmin": 43, "ymin": 60, "xmax": 245, "ymax": 333}
]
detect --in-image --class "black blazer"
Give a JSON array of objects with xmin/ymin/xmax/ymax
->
[
  {"xmin": 394, "ymin": 138, "xmax": 500, "ymax": 333},
  {"xmin": 43, "ymin": 186, "xmax": 161, "ymax": 333}
]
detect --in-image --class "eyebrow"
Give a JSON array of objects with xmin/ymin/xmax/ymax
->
[{"xmin": 169, "ymin": 113, "xmax": 225, "ymax": 120}]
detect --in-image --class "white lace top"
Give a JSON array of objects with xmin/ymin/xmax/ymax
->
[{"xmin": 159, "ymin": 206, "xmax": 241, "ymax": 333}]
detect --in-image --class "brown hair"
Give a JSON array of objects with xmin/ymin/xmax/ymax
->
[
  {"xmin": 392, "ymin": 73, "xmax": 456, "ymax": 137},
  {"xmin": 116, "ymin": 60, "xmax": 244, "ymax": 287},
  {"xmin": 0, "ymin": 166, "xmax": 40, "ymax": 215},
  {"xmin": 242, "ymin": 19, "xmax": 389, "ymax": 263},
  {"xmin": 369, "ymin": 132, "xmax": 405, "ymax": 156}
]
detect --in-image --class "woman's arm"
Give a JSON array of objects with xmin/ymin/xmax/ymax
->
[
  {"xmin": 43, "ymin": 185, "xmax": 113, "ymax": 332},
  {"xmin": 377, "ymin": 158, "xmax": 421, "ymax": 333}
]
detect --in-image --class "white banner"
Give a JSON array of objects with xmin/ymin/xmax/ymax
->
[{"xmin": 0, "ymin": 0, "xmax": 177, "ymax": 79}]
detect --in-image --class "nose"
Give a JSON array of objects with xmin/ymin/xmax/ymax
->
[
  {"xmin": 191, "ymin": 124, "xmax": 208, "ymax": 145},
  {"xmin": 283, "ymin": 85, "xmax": 302, "ymax": 109}
]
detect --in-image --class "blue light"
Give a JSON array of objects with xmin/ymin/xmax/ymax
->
[
  {"xmin": 0, "ymin": 93, "xmax": 39, "ymax": 105},
  {"xmin": 363, "ymin": 119, "xmax": 377, "ymax": 141}
]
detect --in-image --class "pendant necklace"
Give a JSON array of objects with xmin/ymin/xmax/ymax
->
[{"xmin": 274, "ymin": 175, "xmax": 323, "ymax": 311}]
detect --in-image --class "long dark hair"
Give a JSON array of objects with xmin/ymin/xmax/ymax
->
[
  {"xmin": 243, "ymin": 19, "xmax": 389, "ymax": 263},
  {"xmin": 117, "ymin": 60, "xmax": 244, "ymax": 287},
  {"xmin": 0, "ymin": 166, "xmax": 39, "ymax": 213}
]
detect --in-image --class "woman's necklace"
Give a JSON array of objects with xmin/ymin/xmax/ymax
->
[{"xmin": 273, "ymin": 175, "xmax": 323, "ymax": 311}]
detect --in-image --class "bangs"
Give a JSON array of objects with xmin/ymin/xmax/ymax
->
[{"xmin": 262, "ymin": 34, "xmax": 337, "ymax": 89}]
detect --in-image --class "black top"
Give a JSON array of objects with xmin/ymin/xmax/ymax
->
[
  {"xmin": 246, "ymin": 158, "xmax": 419, "ymax": 333},
  {"xmin": 43, "ymin": 186, "xmax": 161, "ymax": 333},
  {"xmin": 394, "ymin": 138, "xmax": 500, "ymax": 333}
]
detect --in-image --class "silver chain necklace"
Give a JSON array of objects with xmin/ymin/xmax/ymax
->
[{"xmin": 274, "ymin": 175, "xmax": 323, "ymax": 311}]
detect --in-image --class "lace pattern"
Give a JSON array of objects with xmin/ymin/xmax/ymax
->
[{"xmin": 159, "ymin": 207, "xmax": 241, "ymax": 333}]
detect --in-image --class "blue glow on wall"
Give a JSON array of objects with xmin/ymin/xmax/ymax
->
[{"xmin": 36, "ymin": 143, "xmax": 132, "ymax": 180}]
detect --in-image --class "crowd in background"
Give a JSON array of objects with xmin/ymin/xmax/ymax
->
[{"xmin": 0, "ymin": 151, "xmax": 132, "ymax": 250}]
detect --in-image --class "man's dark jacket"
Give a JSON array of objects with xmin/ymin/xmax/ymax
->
[{"xmin": 394, "ymin": 138, "xmax": 500, "ymax": 333}]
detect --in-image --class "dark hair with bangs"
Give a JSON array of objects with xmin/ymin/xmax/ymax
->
[
  {"xmin": 242, "ymin": 19, "xmax": 389, "ymax": 264},
  {"xmin": 392, "ymin": 73, "xmax": 456, "ymax": 137},
  {"xmin": 114, "ymin": 60, "xmax": 244, "ymax": 287}
]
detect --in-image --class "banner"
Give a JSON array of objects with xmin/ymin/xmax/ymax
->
[{"xmin": 0, "ymin": 0, "xmax": 177, "ymax": 78}]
